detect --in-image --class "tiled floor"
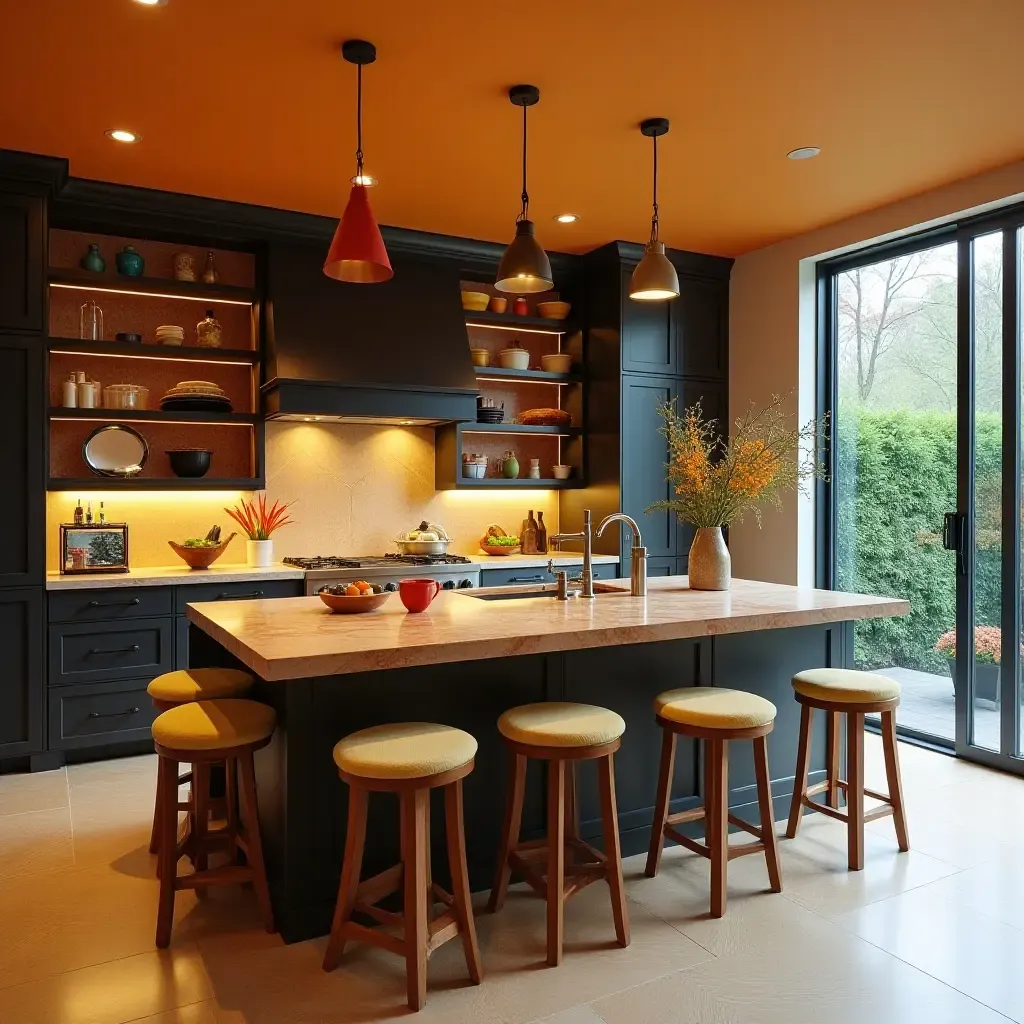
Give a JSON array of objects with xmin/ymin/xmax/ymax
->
[{"xmin": 0, "ymin": 737, "xmax": 1022, "ymax": 1023}]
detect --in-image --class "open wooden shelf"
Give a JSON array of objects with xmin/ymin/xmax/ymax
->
[
  {"xmin": 460, "ymin": 423, "xmax": 581, "ymax": 437},
  {"xmin": 48, "ymin": 268, "xmax": 256, "ymax": 304},
  {"xmin": 47, "ymin": 338, "xmax": 259, "ymax": 364},
  {"xmin": 48, "ymin": 407, "xmax": 259, "ymax": 425},
  {"xmin": 451, "ymin": 476, "xmax": 584, "ymax": 489},
  {"xmin": 474, "ymin": 366, "xmax": 582, "ymax": 384},
  {"xmin": 47, "ymin": 477, "xmax": 260, "ymax": 491},
  {"xmin": 465, "ymin": 310, "xmax": 572, "ymax": 332}
]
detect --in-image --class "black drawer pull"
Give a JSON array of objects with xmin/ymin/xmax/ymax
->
[
  {"xmin": 87, "ymin": 597, "xmax": 141, "ymax": 608},
  {"xmin": 215, "ymin": 590, "xmax": 264, "ymax": 600},
  {"xmin": 86, "ymin": 644, "xmax": 141, "ymax": 655},
  {"xmin": 87, "ymin": 707, "xmax": 140, "ymax": 719},
  {"xmin": 509, "ymin": 575, "xmax": 545, "ymax": 582}
]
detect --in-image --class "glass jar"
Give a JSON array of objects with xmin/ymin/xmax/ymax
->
[
  {"xmin": 79, "ymin": 299, "xmax": 104, "ymax": 340},
  {"xmin": 195, "ymin": 309, "xmax": 223, "ymax": 348}
]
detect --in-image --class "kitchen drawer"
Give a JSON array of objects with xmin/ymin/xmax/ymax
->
[
  {"xmin": 592, "ymin": 562, "xmax": 620, "ymax": 581},
  {"xmin": 48, "ymin": 679, "xmax": 157, "ymax": 750},
  {"xmin": 49, "ymin": 617, "xmax": 172, "ymax": 685},
  {"xmin": 49, "ymin": 586, "xmax": 172, "ymax": 623},
  {"xmin": 480, "ymin": 562, "xmax": 619, "ymax": 588},
  {"xmin": 174, "ymin": 578, "xmax": 303, "ymax": 613}
]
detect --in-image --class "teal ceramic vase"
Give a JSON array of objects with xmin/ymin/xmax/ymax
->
[
  {"xmin": 116, "ymin": 245, "xmax": 145, "ymax": 277},
  {"xmin": 79, "ymin": 243, "xmax": 105, "ymax": 273}
]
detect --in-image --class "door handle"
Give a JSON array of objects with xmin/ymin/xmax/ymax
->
[
  {"xmin": 215, "ymin": 591, "xmax": 264, "ymax": 600},
  {"xmin": 87, "ymin": 597, "xmax": 140, "ymax": 608},
  {"xmin": 88, "ymin": 707, "xmax": 140, "ymax": 719},
  {"xmin": 942, "ymin": 512, "xmax": 967, "ymax": 576},
  {"xmin": 509, "ymin": 575, "xmax": 546, "ymax": 583},
  {"xmin": 86, "ymin": 644, "xmax": 140, "ymax": 655}
]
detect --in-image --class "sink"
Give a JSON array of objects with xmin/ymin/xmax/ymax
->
[{"xmin": 468, "ymin": 583, "xmax": 626, "ymax": 601}]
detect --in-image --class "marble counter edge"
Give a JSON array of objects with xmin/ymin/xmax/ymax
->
[
  {"xmin": 463, "ymin": 553, "xmax": 619, "ymax": 568},
  {"xmin": 46, "ymin": 564, "xmax": 305, "ymax": 590}
]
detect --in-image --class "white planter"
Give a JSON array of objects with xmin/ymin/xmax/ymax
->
[{"xmin": 246, "ymin": 539, "xmax": 273, "ymax": 568}]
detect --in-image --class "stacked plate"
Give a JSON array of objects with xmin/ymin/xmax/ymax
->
[
  {"xmin": 160, "ymin": 380, "xmax": 233, "ymax": 413},
  {"xmin": 155, "ymin": 325, "xmax": 185, "ymax": 347},
  {"xmin": 476, "ymin": 407, "xmax": 505, "ymax": 424}
]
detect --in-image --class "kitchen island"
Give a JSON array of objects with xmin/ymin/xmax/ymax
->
[{"xmin": 186, "ymin": 576, "xmax": 908, "ymax": 942}]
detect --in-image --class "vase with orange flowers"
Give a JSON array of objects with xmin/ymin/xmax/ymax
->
[
  {"xmin": 225, "ymin": 495, "xmax": 295, "ymax": 568},
  {"xmin": 648, "ymin": 395, "xmax": 828, "ymax": 590}
]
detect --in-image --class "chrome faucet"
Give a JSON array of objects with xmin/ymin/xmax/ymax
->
[
  {"xmin": 551, "ymin": 509, "xmax": 595, "ymax": 598},
  {"xmin": 596, "ymin": 513, "xmax": 647, "ymax": 597}
]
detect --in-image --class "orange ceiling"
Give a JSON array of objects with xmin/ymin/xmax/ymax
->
[{"xmin": 2, "ymin": 1, "xmax": 1023, "ymax": 257}]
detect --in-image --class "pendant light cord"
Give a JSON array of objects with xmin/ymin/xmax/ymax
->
[
  {"xmin": 355, "ymin": 62, "xmax": 364, "ymax": 179},
  {"xmin": 518, "ymin": 103, "xmax": 530, "ymax": 223},
  {"xmin": 649, "ymin": 133, "xmax": 660, "ymax": 246}
]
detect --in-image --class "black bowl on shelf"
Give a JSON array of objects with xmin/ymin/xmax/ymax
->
[
  {"xmin": 115, "ymin": 332, "xmax": 142, "ymax": 344},
  {"xmin": 167, "ymin": 448, "xmax": 212, "ymax": 478}
]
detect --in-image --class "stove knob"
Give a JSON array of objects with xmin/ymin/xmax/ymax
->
[
  {"xmin": 384, "ymin": 582, "xmax": 399, "ymax": 592},
  {"xmin": 442, "ymin": 580, "xmax": 456, "ymax": 590},
  {"xmin": 458, "ymin": 578, "xmax": 474, "ymax": 589}
]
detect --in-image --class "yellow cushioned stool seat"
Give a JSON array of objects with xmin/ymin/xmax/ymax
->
[
  {"xmin": 333, "ymin": 723, "xmax": 477, "ymax": 780},
  {"xmin": 655, "ymin": 687, "xmax": 776, "ymax": 730},
  {"xmin": 147, "ymin": 668, "xmax": 253, "ymax": 704},
  {"xmin": 152, "ymin": 698, "xmax": 275, "ymax": 752},
  {"xmin": 793, "ymin": 668, "xmax": 900, "ymax": 704},
  {"xmin": 498, "ymin": 702, "xmax": 625, "ymax": 748}
]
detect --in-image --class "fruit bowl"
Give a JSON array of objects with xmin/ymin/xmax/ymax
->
[
  {"xmin": 167, "ymin": 533, "xmax": 237, "ymax": 569},
  {"xmin": 318, "ymin": 589, "xmax": 392, "ymax": 614}
]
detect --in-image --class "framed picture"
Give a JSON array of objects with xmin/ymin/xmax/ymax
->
[{"xmin": 60, "ymin": 523, "xmax": 130, "ymax": 574}]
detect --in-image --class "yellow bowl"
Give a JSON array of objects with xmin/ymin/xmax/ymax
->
[
  {"xmin": 537, "ymin": 301, "xmax": 571, "ymax": 320},
  {"xmin": 461, "ymin": 291, "xmax": 490, "ymax": 311}
]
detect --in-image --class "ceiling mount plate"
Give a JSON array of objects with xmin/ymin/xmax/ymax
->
[
  {"xmin": 508, "ymin": 84, "xmax": 540, "ymax": 107},
  {"xmin": 342, "ymin": 39, "xmax": 377, "ymax": 66},
  {"xmin": 640, "ymin": 117, "xmax": 670, "ymax": 138}
]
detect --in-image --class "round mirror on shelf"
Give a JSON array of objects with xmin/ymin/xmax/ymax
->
[{"xmin": 82, "ymin": 424, "xmax": 149, "ymax": 478}]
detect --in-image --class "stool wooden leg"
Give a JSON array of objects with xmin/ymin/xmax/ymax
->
[
  {"xmin": 846, "ymin": 712, "xmax": 865, "ymax": 870},
  {"xmin": 564, "ymin": 761, "xmax": 578, "ymax": 841},
  {"xmin": 322, "ymin": 785, "xmax": 368, "ymax": 972},
  {"xmin": 753, "ymin": 736, "xmax": 782, "ymax": 893},
  {"xmin": 546, "ymin": 758, "xmax": 565, "ymax": 967},
  {"xmin": 192, "ymin": 762, "xmax": 210, "ymax": 884},
  {"xmin": 224, "ymin": 756, "xmax": 239, "ymax": 862},
  {"xmin": 445, "ymin": 779, "xmax": 483, "ymax": 985},
  {"xmin": 826, "ymin": 711, "xmax": 842, "ymax": 809},
  {"xmin": 238, "ymin": 753, "xmax": 275, "ymax": 932},
  {"xmin": 487, "ymin": 750, "xmax": 526, "ymax": 914},
  {"xmin": 597, "ymin": 754, "xmax": 629, "ymax": 948},
  {"xmin": 881, "ymin": 710, "xmax": 910, "ymax": 852},
  {"xmin": 707, "ymin": 739, "xmax": 729, "ymax": 918},
  {"xmin": 645, "ymin": 728, "xmax": 676, "ymax": 878},
  {"xmin": 149, "ymin": 762, "xmax": 163, "ymax": 855},
  {"xmin": 786, "ymin": 704, "xmax": 814, "ymax": 839},
  {"xmin": 402, "ymin": 787, "xmax": 430, "ymax": 1011},
  {"xmin": 155, "ymin": 755, "xmax": 179, "ymax": 948}
]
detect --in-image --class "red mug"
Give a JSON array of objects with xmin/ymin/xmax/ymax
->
[{"xmin": 399, "ymin": 578, "xmax": 441, "ymax": 613}]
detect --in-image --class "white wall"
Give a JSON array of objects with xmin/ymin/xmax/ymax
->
[{"xmin": 729, "ymin": 159, "xmax": 1024, "ymax": 585}]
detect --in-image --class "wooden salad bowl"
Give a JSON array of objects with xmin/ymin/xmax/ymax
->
[
  {"xmin": 479, "ymin": 543, "xmax": 521, "ymax": 556},
  {"xmin": 167, "ymin": 533, "xmax": 237, "ymax": 570},
  {"xmin": 318, "ymin": 590, "xmax": 393, "ymax": 614}
]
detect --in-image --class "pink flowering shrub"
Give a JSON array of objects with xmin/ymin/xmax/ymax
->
[{"xmin": 934, "ymin": 625, "xmax": 1002, "ymax": 664}]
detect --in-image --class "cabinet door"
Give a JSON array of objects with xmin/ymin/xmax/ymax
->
[
  {"xmin": 621, "ymin": 374, "xmax": 678, "ymax": 561},
  {"xmin": 678, "ymin": 275, "xmax": 728, "ymax": 379},
  {"xmin": 0, "ymin": 587, "xmax": 44, "ymax": 757},
  {"xmin": 0, "ymin": 191, "xmax": 45, "ymax": 333},
  {"xmin": 645, "ymin": 556, "xmax": 678, "ymax": 578},
  {"xmin": 620, "ymin": 268, "xmax": 679, "ymax": 375},
  {"xmin": 0, "ymin": 336, "xmax": 44, "ymax": 587}
]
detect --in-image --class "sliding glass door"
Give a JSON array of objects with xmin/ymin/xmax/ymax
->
[{"xmin": 823, "ymin": 209, "xmax": 1024, "ymax": 774}]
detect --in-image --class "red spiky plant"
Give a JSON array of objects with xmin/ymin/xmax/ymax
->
[{"xmin": 225, "ymin": 494, "xmax": 295, "ymax": 540}]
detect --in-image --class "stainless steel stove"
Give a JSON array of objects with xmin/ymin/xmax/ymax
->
[{"xmin": 283, "ymin": 555, "xmax": 480, "ymax": 595}]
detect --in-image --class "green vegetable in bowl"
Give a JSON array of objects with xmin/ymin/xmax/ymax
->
[
  {"xmin": 489, "ymin": 535, "xmax": 520, "ymax": 547},
  {"xmin": 183, "ymin": 538, "xmax": 218, "ymax": 548}
]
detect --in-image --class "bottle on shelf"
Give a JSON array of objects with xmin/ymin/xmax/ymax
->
[
  {"xmin": 99, "ymin": 501, "xmax": 106, "ymax": 525},
  {"xmin": 62, "ymin": 375, "xmax": 78, "ymax": 408},
  {"xmin": 79, "ymin": 299, "xmax": 104, "ymax": 341},
  {"xmin": 85, "ymin": 501, "xmax": 93, "ymax": 525},
  {"xmin": 196, "ymin": 309, "xmax": 223, "ymax": 348},
  {"xmin": 201, "ymin": 251, "xmax": 219, "ymax": 284},
  {"xmin": 521, "ymin": 510, "xmax": 539, "ymax": 555},
  {"xmin": 537, "ymin": 511, "xmax": 548, "ymax": 554},
  {"xmin": 73, "ymin": 499, "xmax": 84, "ymax": 526}
]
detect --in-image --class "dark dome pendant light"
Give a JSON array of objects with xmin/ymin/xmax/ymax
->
[
  {"xmin": 495, "ymin": 85, "xmax": 553, "ymax": 294},
  {"xmin": 323, "ymin": 39, "xmax": 393, "ymax": 284},
  {"xmin": 629, "ymin": 117, "xmax": 679, "ymax": 302}
]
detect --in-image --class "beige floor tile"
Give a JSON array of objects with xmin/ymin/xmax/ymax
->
[
  {"xmin": 928, "ymin": 850, "xmax": 1024, "ymax": 929},
  {"xmin": 0, "ymin": 944, "xmax": 211, "ymax": 1024},
  {"xmin": 836, "ymin": 882, "xmax": 1024, "ymax": 1021},
  {"xmin": 66, "ymin": 753, "xmax": 158, "ymax": 788},
  {"xmin": 69, "ymin": 789, "xmax": 156, "ymax": 870},
  {"xmin": 589, "ymin": 935, "xmax": 1009, "ymax": 1024},
  {"xmin": 124, "ymin": 1002, "xmax": 217, "ymax": 1024},
  {"xmin": 0, "ymin": 805, "xmax": 76, "ymax": 880},
  {"xmin": 202, "ymin": 887, "xmax": 711, "ymax": 1024},
  {"xmin": 0, "ymin": 767, "xmax": 68, "ymax": 817},
  {"xmin": 538, "ymin": 1007, "xmax": 607, "ymax": 1024}
]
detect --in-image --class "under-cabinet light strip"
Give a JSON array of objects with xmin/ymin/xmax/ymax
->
[
  {"xmin": 54, "ymin": 416, "xmax": 254, "ymax": 427},
  {"xmin": 461, "ymin": 428, "xmax": 574, "ymax": 437},
  {"xmin": 49, "ymin": 282, "xmax": 253, "ymax": 307},
  {"xmin": 50, "ymin": 349, "xmax": 254, "ymax": 367},
  {"xmin": 475, "ymin": 376, "xmax": 570, "ymax": 385},
  {"xmin": 465, "ymin": 321, "xmax": 564, "ymax": 336}
]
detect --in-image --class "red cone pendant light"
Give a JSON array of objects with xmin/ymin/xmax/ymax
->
[{"xmin": 323, "ymin": 40, "xmax": 392, "ymax": 284}]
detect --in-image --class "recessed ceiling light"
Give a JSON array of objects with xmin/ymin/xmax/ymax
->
[
  {"xmin": 105, "ymin": 129, "xmax": 141, "ymax": 143},
  {"xmin": 787, "ymin": 146, "xmax": 820, "ymax": 160},
  {"xmin": 554, "ymin": 213, "xmax": 580, "ymax": 224},
  {"xmin": 133, "ymin": 0, "xmax": 168, "ymax": 6},
  {"xmin": 350, "ymin": 173, "xmax": 377, "ymax": 187}
]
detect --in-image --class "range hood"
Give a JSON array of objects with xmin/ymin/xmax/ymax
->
[{"xmin": 262, "ymin": 240, "xmax": 478, "ymax": 424}]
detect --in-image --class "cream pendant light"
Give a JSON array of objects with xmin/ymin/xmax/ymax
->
[
  {"xmin": 496, "ymin": 85, "xmax": 553, "ymax": 294},
  {"xmin": 630, "ymin": 117, "xmax": 679, "ymax": 302}
]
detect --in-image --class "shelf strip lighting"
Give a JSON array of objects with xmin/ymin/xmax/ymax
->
[
  {"xmin": 461, "ymin": 428, "xmax": 574, "ymax": 437},
  {"xmin": 475, "ymin": 375, "xmax": 569, "ymax": 385},
  {"xmin": 53, "ymin": 415, "xmax": 254, "ymax": 427},
  {"xmin": 465, "ymin": 320, "xmax": 564, "ymax": 336},
  {"xmin": 50, "ymin": 349, "xmax": 254, "ymax": 367},
  {"xmin": 49, "ymin": 282, "xmax": 253, "ymax": 307}
]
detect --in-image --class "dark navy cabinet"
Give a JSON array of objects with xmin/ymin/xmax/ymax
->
[
  {"xmin": 0, "ymin": 190, "xmax": 46, "ymax": 334},
  {"xmin": 0, "ymin": 588, "xmax": 44, "ymax": 757}
]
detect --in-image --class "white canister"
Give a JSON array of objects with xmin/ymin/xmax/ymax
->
[
  {"xmin": 528, "ymin": 458, "xmax": 541, "ymax": 479},
  {"xmin": 61, "ymin": 376, "xmax": 78, "ymax": 408},
  {"xmin": 246, "ymin": 539, "xmax": 273, "ymax": 567},
  {"xmin": 77, "ymin": 380, "xmax": 96, "ymax": 408}
]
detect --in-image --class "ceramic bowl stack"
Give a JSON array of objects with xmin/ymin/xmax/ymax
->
[
  {"xmin": 155, "ymin": 325, "xmax": 185, "ymax": 347},
  {"xmin": 160, "ymin": 380, "xmax": 232, "ymax": 413}
]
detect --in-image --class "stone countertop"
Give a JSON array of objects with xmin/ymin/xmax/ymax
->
[
  {"xmin": 46, "ymin": 563, "xmax": 305, "ymax": 591},
  {"xmin": 186, "ymin": 575, "xmax": 910, "ymax": 682},
  {"xmin": 463, "ymin": 553, "xmax": 619, "ymax": 569}
]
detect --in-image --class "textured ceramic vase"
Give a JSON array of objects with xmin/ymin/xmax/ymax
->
[
  {"xmin": 79, "ymin": 243, "xmax": 105, "ymax": 273},
  {"xmin": 688, "ymin": 527, "xmax": 731, "ymax": 590},
  {"xmin": 116, "ymin": 245, "xmax": 145, "ymax": 276},
  {"xmin": 246, "ymin": 539, "xmax": 273, "ymax": 567}
]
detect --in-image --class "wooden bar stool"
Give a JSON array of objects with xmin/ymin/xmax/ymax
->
[
  {"xmin": 146, "ymin": 668, "xmax": 254, "ymax": 857},
  {"xmin": 786, "ymin": 668, "xmax": 909, "ymax": 871},
  {"xmin": 487, "ymin": 702, "xmax": 629, "ymax": 967},
  {"xmin": 152, "ymin": 697, "xmax": 276, "ymax": 948},
  {"xmin": 321, "ymin": 723, "xmax": 482, "ymax": 1013},
  {"xmin": 645, "ymin": 688, "xmax": 782, "ymax": 918}
]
